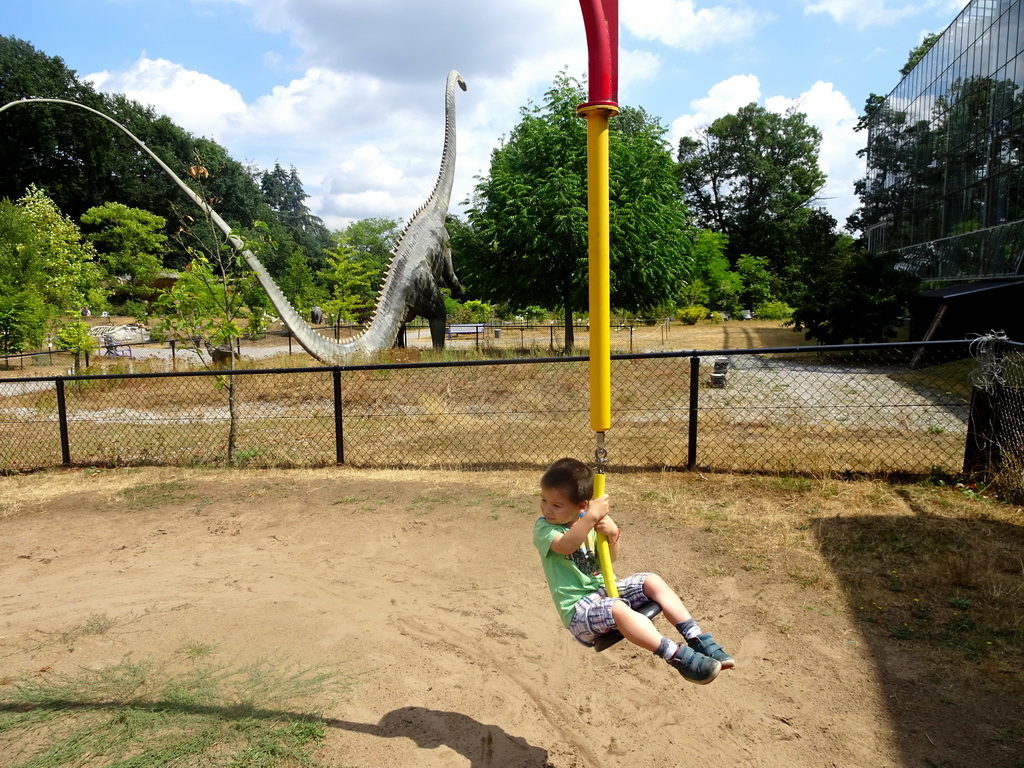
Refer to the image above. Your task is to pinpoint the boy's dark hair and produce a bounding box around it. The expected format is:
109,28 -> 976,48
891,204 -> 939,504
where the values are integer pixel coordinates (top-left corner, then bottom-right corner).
540,457 -> 594,505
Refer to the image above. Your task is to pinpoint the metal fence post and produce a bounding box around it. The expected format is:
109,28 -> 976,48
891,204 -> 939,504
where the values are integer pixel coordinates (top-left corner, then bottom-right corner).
56,378 -> 71,466
687,355 -> 699,470
333,368 -> 344,464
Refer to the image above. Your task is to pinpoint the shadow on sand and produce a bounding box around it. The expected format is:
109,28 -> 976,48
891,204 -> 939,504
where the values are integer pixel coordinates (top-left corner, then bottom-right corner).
812,500 -> 1023,767
326,706 -> 552,767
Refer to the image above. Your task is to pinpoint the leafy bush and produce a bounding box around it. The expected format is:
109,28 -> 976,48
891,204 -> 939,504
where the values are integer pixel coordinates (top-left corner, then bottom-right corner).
676,306 -> 709,325
522,306 -> 548,323
457,300 -> 493,323
54,319 -> 97,372
754,300 -> 793,321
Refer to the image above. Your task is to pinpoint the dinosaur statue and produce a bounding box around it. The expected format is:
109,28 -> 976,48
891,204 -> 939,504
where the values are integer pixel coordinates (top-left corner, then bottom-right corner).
270,69 -> 468,358
0,69 -> 468,362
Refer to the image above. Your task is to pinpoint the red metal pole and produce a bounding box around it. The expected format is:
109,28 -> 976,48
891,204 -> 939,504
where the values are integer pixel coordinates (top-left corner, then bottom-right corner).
578,0 -> 619,108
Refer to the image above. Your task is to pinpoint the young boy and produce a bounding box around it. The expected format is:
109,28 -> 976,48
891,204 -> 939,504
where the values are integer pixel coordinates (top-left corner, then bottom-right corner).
534,457 -> 734,685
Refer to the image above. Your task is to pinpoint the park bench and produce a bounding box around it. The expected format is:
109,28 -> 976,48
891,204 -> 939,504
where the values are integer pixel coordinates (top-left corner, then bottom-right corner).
447,323 -> 485,339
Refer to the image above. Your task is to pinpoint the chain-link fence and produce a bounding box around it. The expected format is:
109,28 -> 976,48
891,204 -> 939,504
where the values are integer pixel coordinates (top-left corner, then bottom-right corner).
2,338 -> 1018,481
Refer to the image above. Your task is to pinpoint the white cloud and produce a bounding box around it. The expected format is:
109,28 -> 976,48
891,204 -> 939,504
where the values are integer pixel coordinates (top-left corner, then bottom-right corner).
208,0 -> 581,84
669,74 -> 761,138
84,55 -> 466,228
801,0 -> 964,28
85,57 -> 247,138
621,0 -> 770,50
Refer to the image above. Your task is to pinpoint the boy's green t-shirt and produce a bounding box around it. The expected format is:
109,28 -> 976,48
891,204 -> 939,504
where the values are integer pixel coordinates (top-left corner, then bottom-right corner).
533,517 -> 605,627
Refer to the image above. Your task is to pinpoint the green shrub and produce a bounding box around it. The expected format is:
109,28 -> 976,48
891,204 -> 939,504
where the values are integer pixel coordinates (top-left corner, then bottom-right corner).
754,300 -> 793,321
676,306 -> 709,325
455,300 -> 493,323
522,306 -> 548,323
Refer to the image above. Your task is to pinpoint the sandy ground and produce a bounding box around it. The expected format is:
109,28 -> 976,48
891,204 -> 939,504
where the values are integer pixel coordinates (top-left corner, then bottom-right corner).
0,467 -> 1019,767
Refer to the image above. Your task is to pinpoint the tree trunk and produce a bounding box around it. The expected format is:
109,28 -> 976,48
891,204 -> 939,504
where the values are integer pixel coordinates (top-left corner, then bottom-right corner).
226,356 -> 237,465
563,304 -> 574,352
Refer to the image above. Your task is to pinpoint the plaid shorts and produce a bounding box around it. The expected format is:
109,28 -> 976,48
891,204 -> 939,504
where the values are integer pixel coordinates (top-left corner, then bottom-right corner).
567,573 -> 652,647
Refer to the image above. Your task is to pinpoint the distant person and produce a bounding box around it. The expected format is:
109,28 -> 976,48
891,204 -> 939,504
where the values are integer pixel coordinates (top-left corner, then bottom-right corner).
81,307 -> 91,317
534,457 -> 734,685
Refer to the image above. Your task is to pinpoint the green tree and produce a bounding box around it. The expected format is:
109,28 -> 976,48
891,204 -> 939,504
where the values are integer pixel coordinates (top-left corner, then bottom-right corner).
17,185 -> 105,313
80,202 -> 167,298
789,239 -> 919,344
0,200 -> 48,354
337,217 -> 402,294
53,319 -> 96,372
678,229 -> 749,315
461,74 -> 693,349
320,237 -> 377,323
153,168 -> 269,464
735,254 -> 773,311
454,299 -> 492,323
279,248 -> 327,319
0,36 -> 114,220
677,103 -> 826,283
260,162 -> 331,271
0,291 -> 46,356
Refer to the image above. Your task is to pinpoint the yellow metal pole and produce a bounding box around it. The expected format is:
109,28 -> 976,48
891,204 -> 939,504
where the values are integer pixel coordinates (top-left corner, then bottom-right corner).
579,103 -> 618,598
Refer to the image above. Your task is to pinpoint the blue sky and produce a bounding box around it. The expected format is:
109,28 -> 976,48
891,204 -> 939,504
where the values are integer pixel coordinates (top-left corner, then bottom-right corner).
6,0 -> 969,231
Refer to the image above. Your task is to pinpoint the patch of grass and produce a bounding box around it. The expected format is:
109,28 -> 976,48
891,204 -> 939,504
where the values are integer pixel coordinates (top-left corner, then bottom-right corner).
404,489 -> 460,513
178,640 -> 219,659
58,613 -> 117,651
120,480 -> 197,511
0,656 -> 344,767
767,476 -> 814,493
813,484 -> 1024,669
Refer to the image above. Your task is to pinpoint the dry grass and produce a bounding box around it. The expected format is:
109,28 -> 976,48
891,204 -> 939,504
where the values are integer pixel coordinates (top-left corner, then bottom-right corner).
621,472 -> 1024,684
0,320 -> 971,475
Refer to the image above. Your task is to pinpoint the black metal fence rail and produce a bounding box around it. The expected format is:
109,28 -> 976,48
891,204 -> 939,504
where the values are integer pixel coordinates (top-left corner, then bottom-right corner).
0,338 -> 1010,477
0,319 -> 681,371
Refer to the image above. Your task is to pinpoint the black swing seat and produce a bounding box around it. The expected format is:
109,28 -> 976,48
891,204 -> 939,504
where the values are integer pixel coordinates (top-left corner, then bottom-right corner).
593,599 -> 662,652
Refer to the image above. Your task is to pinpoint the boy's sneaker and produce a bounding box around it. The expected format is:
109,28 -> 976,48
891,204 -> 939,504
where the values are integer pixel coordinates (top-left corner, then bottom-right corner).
667,644 -> 721,685
687,632 -> 735,670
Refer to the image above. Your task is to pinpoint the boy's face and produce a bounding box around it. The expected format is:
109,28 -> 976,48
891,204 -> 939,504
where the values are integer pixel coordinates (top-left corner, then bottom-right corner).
539,485 -> 587,526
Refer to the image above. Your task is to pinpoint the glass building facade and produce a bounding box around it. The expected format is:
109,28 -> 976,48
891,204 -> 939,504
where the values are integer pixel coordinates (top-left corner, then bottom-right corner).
864,0 -> 1024,280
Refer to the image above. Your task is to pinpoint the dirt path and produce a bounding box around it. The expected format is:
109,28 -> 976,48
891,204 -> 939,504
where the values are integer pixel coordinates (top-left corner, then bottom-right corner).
1,467 -> 1018,767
